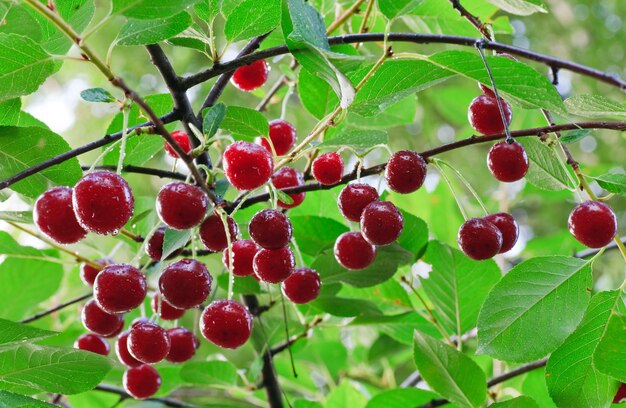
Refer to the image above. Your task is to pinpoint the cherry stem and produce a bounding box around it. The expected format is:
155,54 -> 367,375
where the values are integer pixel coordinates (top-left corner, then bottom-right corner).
279,290 -> 298,378
431,161 -> 469,221
116,106 -> 130,174
435,158 -> 489,216
217,208 -> 236,300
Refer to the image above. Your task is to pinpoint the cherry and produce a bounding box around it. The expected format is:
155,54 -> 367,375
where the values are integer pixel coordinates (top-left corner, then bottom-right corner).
116,330 -> 142,367
334,232 -> 377,270
337,183 -> 379,222
200,299 -> 253,349
360,201 -> 404,246
151,294 -> 185,321
231,59 -> 269,92
479,54 -> 518,97
93,264 -> 146,314
159,259 -> 212,309
128,320 -> 170,364
123,364 -> 161,400
253,246 -> 295,283
312,152 -> 344,185
157,182 -> 208,230
223,239 -> 259,277
199,213 -> 239,252
468,95 -> 512,135
484,213 -> 519,253
271,167 -> 305,209
385,150 -> 427,194
614,383 -> 626,403
81,300 -> 124,337
166,327 -> 199,363
74,333 -> 110,356
164,130 -> 192,158
80,258 -> 111,286
248,209 -> 293,249
223,141 -> 274,191
281,268 -> 321,304
487,141 -> 529,182
72,171 -> 134,235
257,120 -> 297,156
457,218 -> 503,260
568,201 -> 617,248
34,187 -> 87,244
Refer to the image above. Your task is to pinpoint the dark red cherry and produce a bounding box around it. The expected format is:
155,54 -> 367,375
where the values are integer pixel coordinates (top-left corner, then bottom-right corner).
479,54 -> 518,97
338,183 -> 379,222
223,141 -> 274,191
166,327 -> 199,363
128,320 -> 170,364
385,150 -> 427,194
248,209 -> 293,249
81,300 -> 124,337
116,330 -> 142,367
103,321 -> 124,339
484,213 -> 519,253
334,232 -> 377,270
257,120 -> 297,156
94,264 -> 147,314
156,182 -> 208,230
312,152 -> 343,185
199,212 -> 239,252
614,383 -> 626,404
72,171 -> 134,235
281,268 -> 321,304
253,246 -> 295,283
164,130 -> 192,158
74,333 -> 110,356
271,167 -> 305,209
468,95 -> 512,135
145,226 -> 183,261
80,258 -> 112,286
231,59 -> 269,92
159,259 -> 212,309
223,239 -> 259,277
568,201 -> 617,248
151,293 -> 185,321
123,364 -> 161,400
457,218 -> 503,260
360,201 -> 404,246
487,141 -> 529,182
34,187 -> 87,244
200,299 -> 253,349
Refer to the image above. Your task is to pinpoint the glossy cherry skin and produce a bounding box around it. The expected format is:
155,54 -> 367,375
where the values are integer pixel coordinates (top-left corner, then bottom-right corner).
468,95 -> 512,135
334,232 -> 377,270
200,299 -> 253,349
223,141 -> 274,191
360,201 -> 404,246
231,60 -> 269,91
94,264 -> 147,314
257,120 -> 297,156
128,320 -> 170,364
199,213 -> 239,252
281,268 -> 321,304
123,364 -> 161,400
157,182 -> 208,230
614,383 -> 626,403
80,258 -> 112,286
159,259 -> 212,309
385,151 -> 428,194
568,201 -> 617,248
151,294 -> 185,321
144,226 -> 184,261
248,209 -> 293,249
487,141 -> 529,182
72,171 -> 134,235
312,152 -> 343,185
253,246 -> 295,283
74,333 -> 110,356
81,300 -> 124,337
338,183 -> 379,222
223,239 -> 259,277
164,130 -> 192,158
34,187 -> 87,244
115,330 -> 142,367
271,167 -> 305,209
484,213 -> 519,253
166,327 -> 199,363
457,218 -> 503,260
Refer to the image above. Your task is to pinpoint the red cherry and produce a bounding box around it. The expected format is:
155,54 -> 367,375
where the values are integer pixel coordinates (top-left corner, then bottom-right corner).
128,320 -> 170,364
312,152 -> 344,185
157,182 -> 208,230
253,246 -> 295,283
81,300 -> 124,337
457,218 -> 503,260
487,141 -> 529,182
103,321 -> 124,339
223,239 -> 259,277
338,183 -> 379,222
166,327 -> 199,363
468,95 -> 512,135
164,130 -> 192,158
199,213 -> 239,252
34,187 -> 87,244
123,364 -> 161,400
568,201 -> 617,248
94,264 -> 147,314
248,209 -> 293,249
271,167 -> 305,209
159,259 -> 212,309
223,141 -> 274,191
74,333 -> 110,356
80,258 -> 112,286
151,293 -> 185,321
281,268 -> 321,304
385,150 -> 427,194
200,299 -> 253,349
334,232 -> 377,270
72,171 -> 134,235
360,201 -> 404,246
145,226 -> 179,261
484,213 -> 519,253
116,330 -> 142,367
231,60 -> 269,92
614,383 -> 626,403
257,120 -> 297,156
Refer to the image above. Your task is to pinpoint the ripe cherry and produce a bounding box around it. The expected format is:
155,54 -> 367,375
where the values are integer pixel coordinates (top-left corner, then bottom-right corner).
166,327 -> 199,363
199,213 -> 239,252
128,320 -> 170,364
94,264 -> 146,314
272,167 -> 305,209
81,300 -> 124,337
151,294 -> 185,321
115,330 -> 142,367
312,152 -> 344,185
457,218 -> 503,260
614,383 -> 626,404
568,201 -> 617,248
385,150 -> 427,194
334,232 -> 377,270
231,59 -> 269,92
80,258 -> 111,286
487,141 -> 529,182
253,246 -> 295,283
257,120 -> 297,156
281,268 -> 321,304
123,364 -> 161,400
468,95 -> 512,135
164,130 -> 192,158
484,213 -> 519,253
338,183 -> 379,222
72,171 -> 134,235
34,187 -> 87,244
200,299 -> 253,349
248,209 -> 293,249
223,239 -> 259,277
223,141 -> 274,191
74,333 -> 110,356
157,182 -> 208,230
159,259 -> 212,309
360,201 -> 404,246
145,226 -> 183,261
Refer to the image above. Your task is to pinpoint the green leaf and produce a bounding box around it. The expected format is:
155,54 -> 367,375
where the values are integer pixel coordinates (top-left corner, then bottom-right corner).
485,0 -> 547,15
274,188 -> 295,205
477,256 -> 593,362
224,0 -> 280,42
0,99 -> 46,128
117,12 -> 192,45
351,312 -> 439,345
0,211 -> 33,224
594,291 -> 626,383
80,88 -> 116,103
161,228 -> 192,261
310,296 -> 380,317
290,216 -> 348,256
202,103 -> 226,139
325,381 -> 367,408
491,396 -> 541,408
377,0 -> 423,20
180,360 -> 238,385
320,130 -> 388,151
0,391 -> 56,407
216,273 -> 261,295
413,330 -> 487,408
348,96 -> 417,129
366,388 -> 438,408
594,173 -> 626,195
298,68 -> 339,119
518,137 -> 574,191
0,3 -> 43,43
0,319 -> 56,350
194,0 -> 223,22
221,106 -> 268,140
559,129 -> 590,144
112,0 -> 199,20
565,95 -> 626,118
396,211 -> 428,261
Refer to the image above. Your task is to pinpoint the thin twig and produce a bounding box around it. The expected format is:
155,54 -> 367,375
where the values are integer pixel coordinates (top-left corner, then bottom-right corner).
94,384 -> 195,407
81,165 -> 186,180
20,292 -> 92,323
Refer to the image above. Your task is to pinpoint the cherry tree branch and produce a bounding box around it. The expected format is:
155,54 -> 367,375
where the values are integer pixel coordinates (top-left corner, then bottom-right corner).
95,384 -> 195,407
81,165 -> 186,181
20,292 -> 92,324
